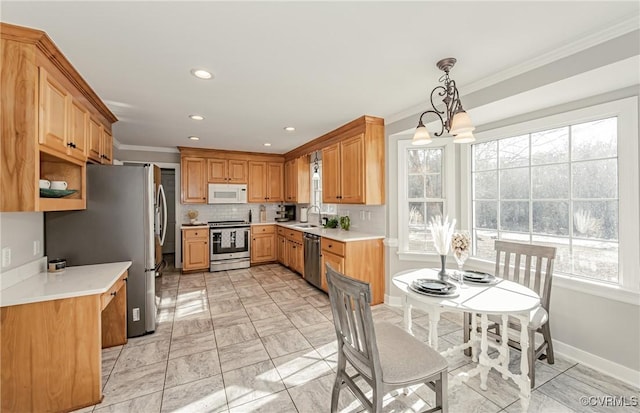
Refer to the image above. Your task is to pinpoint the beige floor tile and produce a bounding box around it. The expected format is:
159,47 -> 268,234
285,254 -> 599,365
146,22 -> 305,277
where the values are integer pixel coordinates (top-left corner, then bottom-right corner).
161,374 -> 227,413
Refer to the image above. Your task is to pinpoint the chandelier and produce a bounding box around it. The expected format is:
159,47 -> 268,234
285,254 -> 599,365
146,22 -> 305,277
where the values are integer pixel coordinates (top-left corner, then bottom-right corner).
412,58 -> 475,145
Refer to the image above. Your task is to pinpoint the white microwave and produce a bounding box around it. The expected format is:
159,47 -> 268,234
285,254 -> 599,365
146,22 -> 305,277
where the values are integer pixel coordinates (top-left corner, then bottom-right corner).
208,183 -> 248,204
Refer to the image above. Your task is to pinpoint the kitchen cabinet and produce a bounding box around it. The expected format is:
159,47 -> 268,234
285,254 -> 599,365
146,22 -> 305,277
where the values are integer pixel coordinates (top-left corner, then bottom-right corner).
181,157 -> 207,204
320,237 -> 384,304
277,227 -> 288,266
284,156 -> 310,203
101,128 -> 113,164
251,224 -> 276,264
182,227 -> 209,271
88,117 -> 102,162
1,23 -> 117,212
208,158 -> 247,183
322,133 -> 370,204
1,264 -> 129,413
68,99 -> 88,161
248,161 -> 284,203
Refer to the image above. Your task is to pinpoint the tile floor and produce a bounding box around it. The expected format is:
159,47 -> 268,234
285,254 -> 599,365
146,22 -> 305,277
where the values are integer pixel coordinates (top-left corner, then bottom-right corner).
76,263 -> 639,413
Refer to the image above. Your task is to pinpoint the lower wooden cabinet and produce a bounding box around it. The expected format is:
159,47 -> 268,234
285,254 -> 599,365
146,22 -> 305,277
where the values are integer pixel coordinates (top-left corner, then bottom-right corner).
277,234 -> 288,266
251,225 -> 276,264
320,237 -> 384,305
276,226 -> 304,276
182,228 -> 209,271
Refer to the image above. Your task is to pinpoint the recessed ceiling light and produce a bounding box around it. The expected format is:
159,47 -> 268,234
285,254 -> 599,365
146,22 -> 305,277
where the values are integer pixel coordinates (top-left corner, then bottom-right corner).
284,126 -> 295,132
191,69 -> 213,80
189,114 -> 205,121
188,136 -> 200,141
264,143 -> 272,147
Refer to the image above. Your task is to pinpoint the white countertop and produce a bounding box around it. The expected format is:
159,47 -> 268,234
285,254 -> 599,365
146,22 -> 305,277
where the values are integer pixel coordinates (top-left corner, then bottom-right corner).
181,224 -> 209,229
252,221 -> 384,242
0,261 -> 132,307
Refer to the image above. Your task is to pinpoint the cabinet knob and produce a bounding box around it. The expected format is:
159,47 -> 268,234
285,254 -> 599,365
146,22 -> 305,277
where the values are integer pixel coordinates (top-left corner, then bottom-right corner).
111,291 -> 117,296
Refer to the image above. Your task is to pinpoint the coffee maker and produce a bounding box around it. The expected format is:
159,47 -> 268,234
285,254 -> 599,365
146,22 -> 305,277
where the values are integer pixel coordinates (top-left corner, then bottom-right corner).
275,204 -> 296,222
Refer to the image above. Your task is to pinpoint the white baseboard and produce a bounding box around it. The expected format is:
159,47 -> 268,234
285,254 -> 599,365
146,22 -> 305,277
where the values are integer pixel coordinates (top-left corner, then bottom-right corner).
384,294 -> 402,307
553,339 -> 640,389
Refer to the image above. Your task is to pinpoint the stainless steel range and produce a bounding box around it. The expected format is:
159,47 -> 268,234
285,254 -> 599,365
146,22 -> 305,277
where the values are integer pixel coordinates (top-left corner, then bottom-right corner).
209,220 -> 251,272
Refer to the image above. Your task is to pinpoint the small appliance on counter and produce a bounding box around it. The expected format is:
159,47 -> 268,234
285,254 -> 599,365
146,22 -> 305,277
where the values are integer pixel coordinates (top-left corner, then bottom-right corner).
259,205 -> 267,222
300,207 -> 308,223
275,204 -> 296,222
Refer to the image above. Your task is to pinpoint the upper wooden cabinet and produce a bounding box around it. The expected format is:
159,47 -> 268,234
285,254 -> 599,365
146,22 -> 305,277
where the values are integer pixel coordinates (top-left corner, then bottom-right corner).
1,23 -> 117,212
88,117 -> 102,162
101,129 -> 113,165
181,157 -> 207,204
68,99 -> 88,161
286,116 -> 385,206
284,157 -> 310,204
208,158 -> 247,183
248,161 -> 284,203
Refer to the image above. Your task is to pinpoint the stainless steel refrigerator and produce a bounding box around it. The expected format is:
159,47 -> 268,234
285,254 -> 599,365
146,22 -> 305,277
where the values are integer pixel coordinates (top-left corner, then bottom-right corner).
45,164 -> 167,337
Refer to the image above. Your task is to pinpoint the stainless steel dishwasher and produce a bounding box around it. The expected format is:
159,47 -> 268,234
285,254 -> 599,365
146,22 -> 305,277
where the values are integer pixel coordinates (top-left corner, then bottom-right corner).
303,233 -> 322,289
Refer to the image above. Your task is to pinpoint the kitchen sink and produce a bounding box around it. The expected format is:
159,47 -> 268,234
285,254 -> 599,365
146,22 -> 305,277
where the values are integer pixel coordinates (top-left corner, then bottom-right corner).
293,224 -> 319,228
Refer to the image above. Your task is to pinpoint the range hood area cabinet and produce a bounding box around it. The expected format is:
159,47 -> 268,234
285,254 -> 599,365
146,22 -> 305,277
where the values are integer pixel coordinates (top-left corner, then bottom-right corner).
1,23 -> 117,212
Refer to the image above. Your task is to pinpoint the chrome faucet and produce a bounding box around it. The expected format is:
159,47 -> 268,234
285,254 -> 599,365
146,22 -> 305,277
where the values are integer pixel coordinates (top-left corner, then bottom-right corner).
307,204 -> 322,225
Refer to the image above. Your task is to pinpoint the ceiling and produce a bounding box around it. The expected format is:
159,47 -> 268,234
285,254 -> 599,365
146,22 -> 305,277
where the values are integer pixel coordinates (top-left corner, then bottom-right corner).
2,1 -> 639,153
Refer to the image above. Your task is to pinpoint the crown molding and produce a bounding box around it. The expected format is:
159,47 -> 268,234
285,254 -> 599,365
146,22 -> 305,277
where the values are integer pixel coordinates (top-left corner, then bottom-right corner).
385,15 -> 640,126
116,142 -> 179,153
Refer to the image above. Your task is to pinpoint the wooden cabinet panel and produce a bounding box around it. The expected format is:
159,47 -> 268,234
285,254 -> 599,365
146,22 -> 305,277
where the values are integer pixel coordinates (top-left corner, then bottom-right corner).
322,143 -> 341,203
267,162 -> 284,202
101,271 -> 128,348
182,228 -> 209,271
68,99 -> 88,161
181,157 -> 207,204
248,161 -> 267,202
208,159 -> 227,183
39,67 -> 69,155
101,129 -> 113,164
284,157 -> 310,203
248,161 -> 284,202
228,159 -> 248,183
340,134 -> 365,203
321,250 -> 345,292
251,233 -> 276,264
88,117 -> 102,162
277,235 -> 288,266
1,294 -> 102,412
293,240 -> 304,276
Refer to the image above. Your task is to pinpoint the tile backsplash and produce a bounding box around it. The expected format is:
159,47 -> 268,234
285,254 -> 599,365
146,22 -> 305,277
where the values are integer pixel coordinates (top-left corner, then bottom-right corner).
182,203 -> 386,236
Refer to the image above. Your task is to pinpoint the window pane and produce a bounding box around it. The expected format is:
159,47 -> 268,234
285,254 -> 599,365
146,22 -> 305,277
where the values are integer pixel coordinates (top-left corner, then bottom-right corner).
572,239 -> 618,283
532,235 -> 571,274
500,168 -> 529,199
572,159 -> 617,199
408,149 -> 441,173
571,117 -> 617,161
409,202 -> 426,227
500,232 -> 530,243
426,202 -> 444,222
500,201 -> 529,232
473,141 -> 497,171
532,164 -> 569,199
473,201 -> 497,229
532,201 -> 569,236
473,171 -> 497,200
408,175 -> 424,199
499,135 -> 529,168
531,127 -> 568,165
474,229 -> 496,260
425,174 -> 442,198
408,229 -> 429,251
573,201 -> 618,240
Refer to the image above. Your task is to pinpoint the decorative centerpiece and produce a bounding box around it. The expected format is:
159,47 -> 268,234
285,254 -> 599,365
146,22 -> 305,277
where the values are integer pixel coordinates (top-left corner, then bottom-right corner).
451,231 -> 471,288
429,215 -> 456,280
187,210 -> 199,224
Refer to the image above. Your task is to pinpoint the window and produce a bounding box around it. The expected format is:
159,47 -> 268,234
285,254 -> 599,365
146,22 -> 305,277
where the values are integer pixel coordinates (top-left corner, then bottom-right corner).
398,140 -> 454,253
310,160 -> 336,215
468,98 -> 638,290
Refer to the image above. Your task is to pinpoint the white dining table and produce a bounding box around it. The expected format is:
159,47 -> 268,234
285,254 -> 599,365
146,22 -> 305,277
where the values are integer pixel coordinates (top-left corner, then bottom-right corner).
392,268 -> 541,412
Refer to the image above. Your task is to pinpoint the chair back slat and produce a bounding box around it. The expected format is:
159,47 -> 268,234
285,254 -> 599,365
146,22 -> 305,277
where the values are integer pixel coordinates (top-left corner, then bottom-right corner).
326,264 -> 381,381
494,241 -> 556,311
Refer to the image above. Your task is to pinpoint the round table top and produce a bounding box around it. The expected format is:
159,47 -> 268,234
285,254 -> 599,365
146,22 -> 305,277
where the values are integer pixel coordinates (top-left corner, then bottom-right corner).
392,268 -> 540,315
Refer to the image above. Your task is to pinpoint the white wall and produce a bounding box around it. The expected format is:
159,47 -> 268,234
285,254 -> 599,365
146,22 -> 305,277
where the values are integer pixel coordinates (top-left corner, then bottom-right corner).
0,212 -> 44,273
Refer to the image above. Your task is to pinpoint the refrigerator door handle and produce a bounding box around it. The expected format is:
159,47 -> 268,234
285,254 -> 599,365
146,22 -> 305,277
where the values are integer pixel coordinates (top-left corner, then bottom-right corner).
158,184 -> 168,246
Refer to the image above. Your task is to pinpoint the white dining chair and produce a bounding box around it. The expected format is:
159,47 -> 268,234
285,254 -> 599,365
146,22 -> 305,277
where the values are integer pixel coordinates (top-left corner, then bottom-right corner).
326,264 -> 448,412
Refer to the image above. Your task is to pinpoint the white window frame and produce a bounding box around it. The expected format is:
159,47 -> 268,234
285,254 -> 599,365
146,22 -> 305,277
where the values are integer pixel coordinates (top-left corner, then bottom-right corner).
397,139 -> 456,261
460,97 -> 639,302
